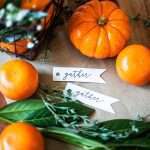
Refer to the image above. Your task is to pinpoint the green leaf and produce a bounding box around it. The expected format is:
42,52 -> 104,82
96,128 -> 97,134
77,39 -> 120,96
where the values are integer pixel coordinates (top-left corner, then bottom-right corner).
73,119 -> 150,149
0,99 -> 94,127
0,99 -> 149,150
76,119 -> 150,142
56,101 -> 94,116
0,100 -> 49,126
0,28 -> 23,36
100,119 -> 150,149
40,127 -> 111,150
5,0 -> 21,6
0,28 -> 28,42
43,124 -> 150,150
110,135 -> 150,149
116,148 -> 148,150
100,119 -> 150,136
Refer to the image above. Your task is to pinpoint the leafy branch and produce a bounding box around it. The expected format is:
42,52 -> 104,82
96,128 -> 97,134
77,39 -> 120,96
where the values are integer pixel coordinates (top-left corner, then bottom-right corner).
130,14 -> 150,28
0,88 -> 149,150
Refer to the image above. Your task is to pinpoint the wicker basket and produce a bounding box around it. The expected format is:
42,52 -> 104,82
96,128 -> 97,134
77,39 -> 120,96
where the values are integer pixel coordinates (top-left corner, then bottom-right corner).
0,0 -> 64,60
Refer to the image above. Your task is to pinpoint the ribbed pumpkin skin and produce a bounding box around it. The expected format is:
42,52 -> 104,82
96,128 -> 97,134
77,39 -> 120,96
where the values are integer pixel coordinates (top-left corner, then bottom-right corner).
69,0 -> 131,59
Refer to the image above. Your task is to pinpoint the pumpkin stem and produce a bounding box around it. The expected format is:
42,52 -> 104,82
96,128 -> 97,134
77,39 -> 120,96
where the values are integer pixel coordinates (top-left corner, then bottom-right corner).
98,16 -> 108,26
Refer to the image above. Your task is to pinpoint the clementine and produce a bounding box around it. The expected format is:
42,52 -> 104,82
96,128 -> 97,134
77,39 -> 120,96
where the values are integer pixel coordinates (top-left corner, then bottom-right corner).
0,59 -> 39,100
0,0 -> 5,7
0,122 -> 45,150
21,0 -> 50,10
116,44 -> 150,86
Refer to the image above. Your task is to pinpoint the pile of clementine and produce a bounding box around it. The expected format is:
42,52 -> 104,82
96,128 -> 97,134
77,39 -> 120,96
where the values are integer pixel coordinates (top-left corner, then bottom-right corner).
0,59 -> 41,149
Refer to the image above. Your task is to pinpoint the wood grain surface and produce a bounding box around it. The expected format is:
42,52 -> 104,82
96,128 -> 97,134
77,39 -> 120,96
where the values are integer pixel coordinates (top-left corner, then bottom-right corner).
118,0 -> 150,46
44,0 -> 150,149
0,0 -> 149,150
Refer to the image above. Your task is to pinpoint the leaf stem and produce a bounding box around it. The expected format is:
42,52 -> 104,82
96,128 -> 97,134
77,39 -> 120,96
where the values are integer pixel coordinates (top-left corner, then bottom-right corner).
39,127 -> 111,150
0,117 -> 14,124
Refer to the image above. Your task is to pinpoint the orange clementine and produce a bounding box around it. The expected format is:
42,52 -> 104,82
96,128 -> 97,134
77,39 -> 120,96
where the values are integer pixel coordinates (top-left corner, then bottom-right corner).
0,122 -> 45,150
116,44 -> 150,86
21,0 -> 50,10
0,59 -> 39,100
0,0 -> 5,7
0,39 -> 28,54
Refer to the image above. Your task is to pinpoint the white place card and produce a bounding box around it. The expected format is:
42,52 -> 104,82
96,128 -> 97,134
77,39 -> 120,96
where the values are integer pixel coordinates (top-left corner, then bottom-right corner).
64,83 -> 120,114
53,67 -> 106,84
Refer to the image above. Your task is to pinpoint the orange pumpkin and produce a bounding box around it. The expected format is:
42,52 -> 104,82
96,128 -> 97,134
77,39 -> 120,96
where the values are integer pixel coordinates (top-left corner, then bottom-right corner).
69,0 -> 131,58
89,0 -> 118,5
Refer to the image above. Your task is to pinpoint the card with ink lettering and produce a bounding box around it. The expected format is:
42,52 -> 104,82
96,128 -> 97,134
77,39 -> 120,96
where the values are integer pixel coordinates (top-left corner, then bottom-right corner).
64,83 -> 120,114
53,67 -> 106,83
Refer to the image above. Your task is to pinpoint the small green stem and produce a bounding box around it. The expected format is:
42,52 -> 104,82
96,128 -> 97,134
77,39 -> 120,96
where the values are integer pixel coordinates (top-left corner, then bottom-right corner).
39,127 -> 111,150
98,16 -> 108,26
0,117 -> 14,124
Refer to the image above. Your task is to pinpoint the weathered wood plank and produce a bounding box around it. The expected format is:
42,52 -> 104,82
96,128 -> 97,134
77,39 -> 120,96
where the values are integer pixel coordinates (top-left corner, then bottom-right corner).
0,0 -> 149,150
118,0 -> 150,46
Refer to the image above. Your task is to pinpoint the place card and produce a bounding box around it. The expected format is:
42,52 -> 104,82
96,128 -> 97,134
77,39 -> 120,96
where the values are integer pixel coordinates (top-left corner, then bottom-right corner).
64,83 -> 120,114
53,67 -> 106,83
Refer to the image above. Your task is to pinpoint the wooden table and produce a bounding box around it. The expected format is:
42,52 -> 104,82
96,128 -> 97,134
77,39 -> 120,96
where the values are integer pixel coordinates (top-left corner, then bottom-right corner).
0,0 -> 149,149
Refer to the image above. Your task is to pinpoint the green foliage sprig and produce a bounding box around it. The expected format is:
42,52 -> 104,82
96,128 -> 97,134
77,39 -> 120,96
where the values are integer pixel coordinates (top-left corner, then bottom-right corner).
130,14 -> 150,28
0,88 -> 149,150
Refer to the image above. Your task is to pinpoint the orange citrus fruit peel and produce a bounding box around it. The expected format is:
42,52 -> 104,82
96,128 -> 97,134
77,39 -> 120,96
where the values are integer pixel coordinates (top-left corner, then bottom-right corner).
116,44 -> 150,86
0,122 -> 45,150
0,59 -> 39,100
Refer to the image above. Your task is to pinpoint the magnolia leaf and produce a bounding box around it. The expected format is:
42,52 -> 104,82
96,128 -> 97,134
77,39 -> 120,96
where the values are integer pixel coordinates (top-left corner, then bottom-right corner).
0,99 -> 94,127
